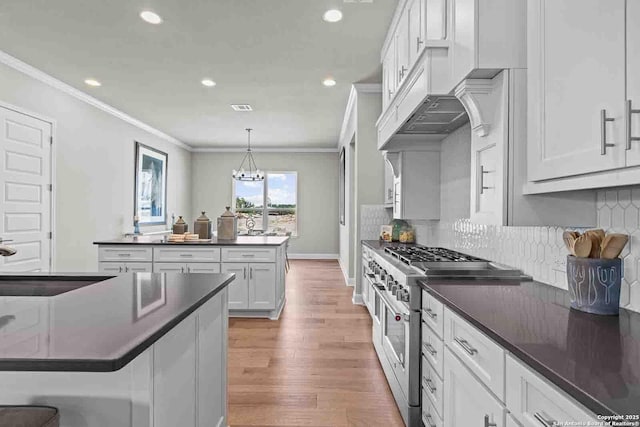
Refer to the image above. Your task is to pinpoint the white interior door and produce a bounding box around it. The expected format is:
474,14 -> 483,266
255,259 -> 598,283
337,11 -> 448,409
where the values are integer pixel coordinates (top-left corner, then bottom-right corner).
0,105 -> 52,272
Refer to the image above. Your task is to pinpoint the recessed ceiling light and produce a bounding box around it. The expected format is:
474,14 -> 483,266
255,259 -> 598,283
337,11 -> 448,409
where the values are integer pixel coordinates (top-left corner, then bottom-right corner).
323,9 -> 343,23
140,10 -> 163,24
323,78 -> 337,87
201,79 -> 216,87
84,78 -> 101,87
231,104 -> 253,112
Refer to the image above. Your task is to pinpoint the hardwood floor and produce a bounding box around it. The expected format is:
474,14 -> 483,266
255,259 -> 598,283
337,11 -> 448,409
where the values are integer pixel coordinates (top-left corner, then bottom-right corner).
228,260 -> 405,427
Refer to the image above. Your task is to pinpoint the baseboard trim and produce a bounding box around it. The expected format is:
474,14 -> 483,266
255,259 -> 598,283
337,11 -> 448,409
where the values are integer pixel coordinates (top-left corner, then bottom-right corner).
288,253 -> 339,260
337,258 -> 355,287
352,294 -> 365,306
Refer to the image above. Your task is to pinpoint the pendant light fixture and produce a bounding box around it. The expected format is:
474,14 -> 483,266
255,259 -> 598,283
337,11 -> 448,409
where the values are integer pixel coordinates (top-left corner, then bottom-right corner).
232,128 -> 264,181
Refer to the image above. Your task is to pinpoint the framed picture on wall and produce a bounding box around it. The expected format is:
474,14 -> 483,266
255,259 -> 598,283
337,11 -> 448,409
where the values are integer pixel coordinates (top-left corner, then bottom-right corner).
339,147 -> 345,225
134,142 -> 168,225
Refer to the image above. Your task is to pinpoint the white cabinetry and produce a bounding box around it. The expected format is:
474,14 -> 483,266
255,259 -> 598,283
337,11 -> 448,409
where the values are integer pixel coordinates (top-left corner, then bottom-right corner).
527,0 -> 626,182
382,40 -> 397,112
506,355 -> 596,426
97,243 -> 286,319
222,262 -> 278,312
627,1 -> 640,166
384,159 -> 394,206
386,150 -> 440,220
449,0 -> 525,88
444,347 -> 506,427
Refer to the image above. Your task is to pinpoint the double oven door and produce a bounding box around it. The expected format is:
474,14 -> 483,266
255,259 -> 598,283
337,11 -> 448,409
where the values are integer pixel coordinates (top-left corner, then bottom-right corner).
376,285 -> 421,407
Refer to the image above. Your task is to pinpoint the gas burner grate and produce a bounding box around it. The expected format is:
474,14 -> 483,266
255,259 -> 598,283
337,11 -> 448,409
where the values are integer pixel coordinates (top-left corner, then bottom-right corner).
384,246 -> 486,265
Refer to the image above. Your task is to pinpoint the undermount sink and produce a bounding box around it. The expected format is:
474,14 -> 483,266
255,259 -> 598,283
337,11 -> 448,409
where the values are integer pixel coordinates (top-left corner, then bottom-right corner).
0,275 -> 113,297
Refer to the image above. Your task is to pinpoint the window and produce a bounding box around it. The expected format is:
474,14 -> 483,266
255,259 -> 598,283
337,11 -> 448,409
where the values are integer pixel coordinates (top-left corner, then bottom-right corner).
233,172 -> 297,235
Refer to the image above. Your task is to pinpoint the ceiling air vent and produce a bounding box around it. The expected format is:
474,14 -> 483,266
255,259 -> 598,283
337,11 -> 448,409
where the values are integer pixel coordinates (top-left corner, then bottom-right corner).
231,104 -> 253,112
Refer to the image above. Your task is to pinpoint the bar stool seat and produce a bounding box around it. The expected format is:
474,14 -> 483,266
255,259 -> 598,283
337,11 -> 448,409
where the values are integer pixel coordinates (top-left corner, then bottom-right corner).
0,406 -> 59,427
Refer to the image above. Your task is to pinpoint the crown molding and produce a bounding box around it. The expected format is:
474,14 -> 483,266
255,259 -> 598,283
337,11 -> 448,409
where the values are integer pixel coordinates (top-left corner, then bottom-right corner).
353,83 -> 382,93
191,147 -> 339,153
0,49 -> 192,151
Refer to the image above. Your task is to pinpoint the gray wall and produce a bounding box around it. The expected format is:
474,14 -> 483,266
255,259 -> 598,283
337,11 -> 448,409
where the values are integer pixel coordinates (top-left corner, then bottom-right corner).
0,62 -> 192,271
191,152 -> 339,255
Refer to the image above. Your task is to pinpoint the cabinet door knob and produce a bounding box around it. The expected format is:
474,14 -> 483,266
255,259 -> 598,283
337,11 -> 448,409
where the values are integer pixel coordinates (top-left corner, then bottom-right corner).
600,109 -> 616,155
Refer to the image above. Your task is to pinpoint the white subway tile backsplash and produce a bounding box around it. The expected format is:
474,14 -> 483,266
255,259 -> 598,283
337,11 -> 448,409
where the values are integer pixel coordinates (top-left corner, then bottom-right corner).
416,186 -> 640,313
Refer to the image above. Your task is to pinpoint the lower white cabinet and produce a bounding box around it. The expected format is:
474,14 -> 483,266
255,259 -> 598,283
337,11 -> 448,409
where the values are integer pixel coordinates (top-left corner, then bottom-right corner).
222,263 -> 277,311
444,346 -> 506,427
99,262 -> 152,273
505,355 -> 596,426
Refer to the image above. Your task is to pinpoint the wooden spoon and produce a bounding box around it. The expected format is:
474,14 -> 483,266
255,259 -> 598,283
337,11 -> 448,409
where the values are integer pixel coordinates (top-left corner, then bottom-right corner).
562,231 -> 579,255
573,234 -> 593,258
584,230 -> 603,258
600,234 -> 629,259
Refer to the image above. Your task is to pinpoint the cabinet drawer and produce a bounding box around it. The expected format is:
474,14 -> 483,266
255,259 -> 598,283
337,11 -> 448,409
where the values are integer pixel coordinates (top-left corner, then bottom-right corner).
154,247 -> 221,263
422,355 -> 444,418
422,391 -> 444,427
444,308 -> 505,401
99,246 -> 152,262
187,263 -> 221,274
506,355 -> 596,426
221,248 -> 275,263
422,321 -> 444,378
422,290 -> 444,338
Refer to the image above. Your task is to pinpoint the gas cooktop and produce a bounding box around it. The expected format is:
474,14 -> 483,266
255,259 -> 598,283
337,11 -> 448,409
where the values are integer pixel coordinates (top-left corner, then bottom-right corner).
383,245 -> 530,279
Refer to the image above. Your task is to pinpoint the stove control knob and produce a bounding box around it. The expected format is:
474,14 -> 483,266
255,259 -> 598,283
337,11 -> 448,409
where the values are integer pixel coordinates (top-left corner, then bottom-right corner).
386,275 -> 394,286
390,281 -> 399,295
399,289 -> 410,303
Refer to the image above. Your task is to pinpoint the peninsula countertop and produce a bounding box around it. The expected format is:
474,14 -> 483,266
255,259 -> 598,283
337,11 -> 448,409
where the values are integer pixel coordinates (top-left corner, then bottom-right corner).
0,272 -> 234,372
420,278 -> 640,417
94,235 -> 289,246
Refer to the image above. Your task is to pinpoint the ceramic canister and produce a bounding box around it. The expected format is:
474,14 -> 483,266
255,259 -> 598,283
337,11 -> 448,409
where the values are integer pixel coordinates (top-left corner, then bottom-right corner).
172,216 -> 188,234
194,211 -> 212,239
217,207 -> 237,240
566,255 -> 622,315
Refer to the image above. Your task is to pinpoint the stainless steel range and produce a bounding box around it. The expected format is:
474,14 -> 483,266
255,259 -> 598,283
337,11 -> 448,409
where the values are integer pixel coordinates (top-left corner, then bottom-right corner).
361,242 -> 529,427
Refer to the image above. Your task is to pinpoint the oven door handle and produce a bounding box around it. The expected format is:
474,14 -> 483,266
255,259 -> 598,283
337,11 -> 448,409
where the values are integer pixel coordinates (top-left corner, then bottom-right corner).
376,287 -> 409,322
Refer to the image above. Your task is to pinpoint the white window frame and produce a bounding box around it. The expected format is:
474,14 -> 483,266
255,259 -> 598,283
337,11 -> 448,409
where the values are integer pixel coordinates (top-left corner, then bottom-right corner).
231,171 -> 298,236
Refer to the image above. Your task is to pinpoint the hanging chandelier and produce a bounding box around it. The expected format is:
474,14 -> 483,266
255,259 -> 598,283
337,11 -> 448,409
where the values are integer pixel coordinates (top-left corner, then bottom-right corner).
232,128 -> 264,181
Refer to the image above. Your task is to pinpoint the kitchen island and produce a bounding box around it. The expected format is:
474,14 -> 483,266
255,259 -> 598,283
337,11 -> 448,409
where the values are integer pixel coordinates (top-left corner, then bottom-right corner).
0,272 -> 233,427
94,235 -> 289,319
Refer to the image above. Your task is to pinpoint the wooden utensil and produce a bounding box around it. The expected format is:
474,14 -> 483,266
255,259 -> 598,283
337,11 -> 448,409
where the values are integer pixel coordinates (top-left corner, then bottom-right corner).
573,234 -> 593,258
600,234 -> 629,259
562,231 -> 579,255
584,230 -> 603,258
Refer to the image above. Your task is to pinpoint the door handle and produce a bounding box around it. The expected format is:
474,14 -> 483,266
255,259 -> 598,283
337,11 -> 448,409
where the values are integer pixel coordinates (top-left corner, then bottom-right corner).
454,337 -> 478,356
533,412 -> 556,427
484,415 -> 497,427
423,308 -> 437,320
423,342 -> 437,357
601,109 -> 616,155
423,378 -> 436,394
626,100 -> 640,150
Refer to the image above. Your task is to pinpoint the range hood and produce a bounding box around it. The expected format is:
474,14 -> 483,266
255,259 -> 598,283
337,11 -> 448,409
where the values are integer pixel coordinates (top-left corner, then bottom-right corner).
396,95 -> 469,135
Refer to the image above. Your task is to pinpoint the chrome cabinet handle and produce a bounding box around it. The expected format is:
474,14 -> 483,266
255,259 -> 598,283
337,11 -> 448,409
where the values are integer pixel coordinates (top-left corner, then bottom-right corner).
388,89 -> 393,99
423,342 -> 437,356
601,109 -> 616,155
424,378 -> 436,394
243,267 -> 247,279
181,266 -> 185,273
187,266 -> 191,273
417,37 -> 423,52
424,414 -> 436,427
125,266 -> 129,272
479,165 -> 493,194
118,253 -> 131,257
250,267 -> 253,279
626,100 -> 640,150
454,337 -> 478,355
179,253 -> 193,257
118,266 -> 123,273
534,412 -> 556,427
423,308 -> 437,319
484,415 -> 497,427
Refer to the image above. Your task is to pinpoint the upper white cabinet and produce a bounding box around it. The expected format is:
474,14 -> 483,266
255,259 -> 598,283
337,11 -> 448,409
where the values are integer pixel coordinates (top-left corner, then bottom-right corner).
386,150 -> 441,220
625,1 -> 640,167
449,0 -> 526,88
396,7 -> 411,88
382,40 -> 397,112
527,0 -> 626,182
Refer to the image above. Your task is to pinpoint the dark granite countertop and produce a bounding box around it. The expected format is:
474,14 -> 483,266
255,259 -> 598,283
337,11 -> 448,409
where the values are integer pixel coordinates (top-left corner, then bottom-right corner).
0,272 -> 233,372
420,278 -> 640,416
94,235 -> 289,246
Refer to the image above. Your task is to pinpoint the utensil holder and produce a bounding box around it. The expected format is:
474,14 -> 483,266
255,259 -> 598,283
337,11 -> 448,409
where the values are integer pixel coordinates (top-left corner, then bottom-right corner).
566,256 -> 622,315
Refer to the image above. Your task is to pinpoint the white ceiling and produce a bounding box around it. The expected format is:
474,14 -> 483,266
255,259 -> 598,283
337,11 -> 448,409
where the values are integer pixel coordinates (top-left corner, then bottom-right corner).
0,0 -> 395,149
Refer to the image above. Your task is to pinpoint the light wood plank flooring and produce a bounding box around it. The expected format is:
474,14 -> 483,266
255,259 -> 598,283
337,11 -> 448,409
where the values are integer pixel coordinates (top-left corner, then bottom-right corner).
228,260 -> 405,427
